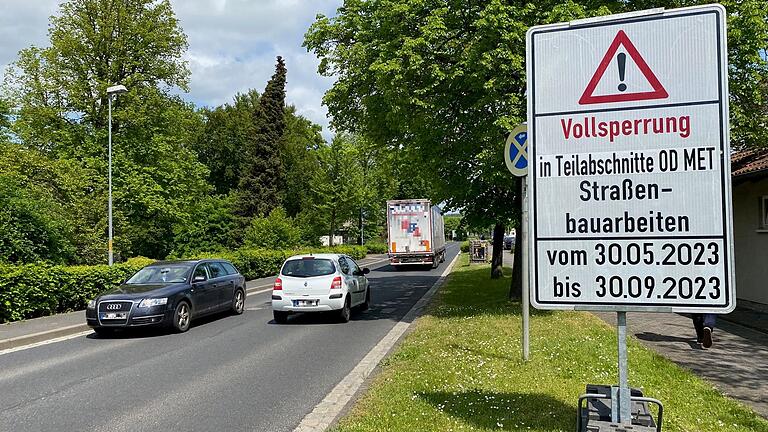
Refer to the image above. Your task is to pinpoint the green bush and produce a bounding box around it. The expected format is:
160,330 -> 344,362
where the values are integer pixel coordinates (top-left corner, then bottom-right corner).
0,257 -> 154,323
364,242 -> 388,254
460,241 -> 470,253
243,208 -> 301,250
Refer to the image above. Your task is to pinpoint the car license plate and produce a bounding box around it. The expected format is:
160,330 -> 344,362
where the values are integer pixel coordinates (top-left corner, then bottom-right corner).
100,312 -> 127,320
293,300 -> 317,307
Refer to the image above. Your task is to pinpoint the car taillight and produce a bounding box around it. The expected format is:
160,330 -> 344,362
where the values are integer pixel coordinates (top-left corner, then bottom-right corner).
330,276 -> 342,290
274,277 -> 283,291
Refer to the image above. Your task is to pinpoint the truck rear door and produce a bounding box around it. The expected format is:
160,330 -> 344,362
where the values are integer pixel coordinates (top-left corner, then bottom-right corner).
388,202 -> 432,254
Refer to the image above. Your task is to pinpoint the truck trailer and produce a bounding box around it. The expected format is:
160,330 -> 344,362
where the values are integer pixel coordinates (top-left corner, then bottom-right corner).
386,199 -> 446,268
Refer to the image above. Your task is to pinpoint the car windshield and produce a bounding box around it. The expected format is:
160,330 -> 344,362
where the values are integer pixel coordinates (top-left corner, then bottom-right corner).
126,264 -> 194,284
281,259 -> 335,278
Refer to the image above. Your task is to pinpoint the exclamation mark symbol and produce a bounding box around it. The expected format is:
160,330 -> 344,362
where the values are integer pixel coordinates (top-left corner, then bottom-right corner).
617,52 -> 627,92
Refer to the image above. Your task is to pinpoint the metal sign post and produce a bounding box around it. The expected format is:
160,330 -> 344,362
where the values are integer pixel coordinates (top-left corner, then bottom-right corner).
614,311 -> 630,423
521,178 -> 530,361
505,124 -> 530,361
526,5 -> 733,429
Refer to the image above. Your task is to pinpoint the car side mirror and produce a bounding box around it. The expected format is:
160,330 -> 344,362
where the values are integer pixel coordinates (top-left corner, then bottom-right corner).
193,275 -> 206,283
362,268 -> 370,275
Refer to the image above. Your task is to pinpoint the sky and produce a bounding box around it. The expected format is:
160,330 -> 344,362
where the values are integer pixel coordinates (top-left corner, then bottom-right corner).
0,0 -> 343,140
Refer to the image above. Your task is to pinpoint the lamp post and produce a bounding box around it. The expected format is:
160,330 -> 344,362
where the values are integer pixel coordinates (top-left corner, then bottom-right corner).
106,84 -> 127,266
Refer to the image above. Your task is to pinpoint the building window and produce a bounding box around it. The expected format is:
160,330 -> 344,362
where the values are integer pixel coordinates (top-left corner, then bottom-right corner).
762,196 -> 768,230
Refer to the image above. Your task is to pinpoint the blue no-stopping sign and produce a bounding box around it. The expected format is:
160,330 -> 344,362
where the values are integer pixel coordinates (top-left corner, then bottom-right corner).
504,124 -> 528,176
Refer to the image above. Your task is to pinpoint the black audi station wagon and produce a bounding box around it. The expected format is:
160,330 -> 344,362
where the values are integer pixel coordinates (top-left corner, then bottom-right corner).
86,259 -> 246,335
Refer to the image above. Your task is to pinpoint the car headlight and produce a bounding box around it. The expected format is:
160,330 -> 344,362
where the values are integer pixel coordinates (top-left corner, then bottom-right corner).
87,300 -> 96,309
138,298 -> 168,308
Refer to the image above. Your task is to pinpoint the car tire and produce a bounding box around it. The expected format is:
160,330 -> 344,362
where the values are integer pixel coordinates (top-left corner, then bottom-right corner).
338,296 -> 351,323
172,301 -> 192,333
93,327 -> 114,337
360,288 -> 370,311
440,252 -> 445,263
231,289 -> 245,315
273,310 -> 289,324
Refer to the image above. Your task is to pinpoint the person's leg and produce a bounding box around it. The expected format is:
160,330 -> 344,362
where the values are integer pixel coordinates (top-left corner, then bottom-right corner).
691,314 -> 704,343
701,314 -> 716,348
703,314 -> 716,329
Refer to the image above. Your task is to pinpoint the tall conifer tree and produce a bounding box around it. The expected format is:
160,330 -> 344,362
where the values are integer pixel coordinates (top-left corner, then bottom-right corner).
237,56 -> 287,218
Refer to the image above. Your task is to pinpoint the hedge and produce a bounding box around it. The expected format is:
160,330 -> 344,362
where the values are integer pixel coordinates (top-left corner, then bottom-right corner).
363,242 -> 388,254
0,257 -> 154,323
0,246 -> 367,323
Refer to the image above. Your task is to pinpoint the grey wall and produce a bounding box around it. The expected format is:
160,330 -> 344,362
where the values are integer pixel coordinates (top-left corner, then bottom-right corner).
732,176 -> 768,306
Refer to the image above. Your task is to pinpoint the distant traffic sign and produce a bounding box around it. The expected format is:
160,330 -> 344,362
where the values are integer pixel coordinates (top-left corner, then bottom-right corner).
526,5 -> 734,313
504,124 -> 528,177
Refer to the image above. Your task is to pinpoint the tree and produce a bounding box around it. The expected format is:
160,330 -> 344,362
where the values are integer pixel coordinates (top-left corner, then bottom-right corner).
309,134 -> 364,246
243,208 -> 302,250
281,105 -> 325,217
0,172 -> 75,264
305,0 -> 768,284
194,90 -> 260,195
237,56 -> 287,218
3,0 -> 211,260
0,142 -> 105,264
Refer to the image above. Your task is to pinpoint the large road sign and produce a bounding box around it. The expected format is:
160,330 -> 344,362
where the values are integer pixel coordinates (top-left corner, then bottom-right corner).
526,5 -> 735,313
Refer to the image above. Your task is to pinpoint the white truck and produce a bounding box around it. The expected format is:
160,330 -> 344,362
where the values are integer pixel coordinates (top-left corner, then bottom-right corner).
386,199 -> 446,268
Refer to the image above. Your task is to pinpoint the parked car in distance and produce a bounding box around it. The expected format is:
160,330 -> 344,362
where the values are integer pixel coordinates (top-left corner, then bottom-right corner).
272,254 -> 370,324
504,236 -> 516,250
86,259 -> 246,335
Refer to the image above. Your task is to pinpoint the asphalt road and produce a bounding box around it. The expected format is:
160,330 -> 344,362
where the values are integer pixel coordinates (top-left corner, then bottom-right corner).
0,244 -> 460,432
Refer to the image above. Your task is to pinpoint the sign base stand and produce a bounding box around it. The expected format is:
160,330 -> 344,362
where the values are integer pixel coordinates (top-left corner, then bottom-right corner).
577,384 -> 663,431
576,313 -> 665,431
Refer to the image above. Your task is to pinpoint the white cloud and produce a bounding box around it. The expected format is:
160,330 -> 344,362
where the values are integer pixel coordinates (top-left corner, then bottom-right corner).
171,0 -> 342,140
0,1 -> 59,73
0,0 -> 341,140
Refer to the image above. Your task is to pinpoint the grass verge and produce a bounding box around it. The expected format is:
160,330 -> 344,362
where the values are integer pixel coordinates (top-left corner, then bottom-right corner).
331,255 -> 768,432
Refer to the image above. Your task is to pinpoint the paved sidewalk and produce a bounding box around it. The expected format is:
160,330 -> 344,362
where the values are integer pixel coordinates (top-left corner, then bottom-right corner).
0,254 -> 389,351
595,311 -> 768,418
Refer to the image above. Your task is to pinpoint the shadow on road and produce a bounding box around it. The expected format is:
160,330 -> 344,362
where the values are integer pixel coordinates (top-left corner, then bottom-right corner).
86,310 -> 241,339
634,331 -> 700,349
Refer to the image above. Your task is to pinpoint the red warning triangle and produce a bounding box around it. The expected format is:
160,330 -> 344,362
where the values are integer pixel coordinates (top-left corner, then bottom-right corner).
579,30 -> 668,105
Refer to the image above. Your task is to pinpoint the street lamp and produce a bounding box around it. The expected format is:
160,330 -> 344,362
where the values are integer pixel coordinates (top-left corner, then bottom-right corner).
106,84 -> 127,266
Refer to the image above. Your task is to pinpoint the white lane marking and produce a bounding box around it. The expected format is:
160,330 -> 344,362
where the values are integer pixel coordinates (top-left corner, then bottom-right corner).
0,338 -> 138,381
247,286 -> 272,295
0,322 -> 86,347
0,330 -> 93,357
293,251 -> 462,432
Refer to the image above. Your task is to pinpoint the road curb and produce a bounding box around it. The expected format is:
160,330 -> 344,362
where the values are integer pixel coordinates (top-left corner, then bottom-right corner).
0,322 -> 91,352
293,248 -> 462,432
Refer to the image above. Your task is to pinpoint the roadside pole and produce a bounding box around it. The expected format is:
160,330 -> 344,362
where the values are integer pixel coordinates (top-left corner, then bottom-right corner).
504,123 -> 529,361
521,175 -> 530,361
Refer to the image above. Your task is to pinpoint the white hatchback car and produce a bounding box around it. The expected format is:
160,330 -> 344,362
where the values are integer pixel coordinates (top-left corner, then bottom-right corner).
272,254 -> 371,323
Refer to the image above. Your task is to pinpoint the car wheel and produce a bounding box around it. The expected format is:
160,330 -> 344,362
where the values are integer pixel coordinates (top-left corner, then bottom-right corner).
273,310 -> 289,324
338,296 -> 351,323
360,289 -> 370,311
440,252 -> 445,263
172,301 -> 192,333
231,289 -> 245,315
93,327 -> 114,337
